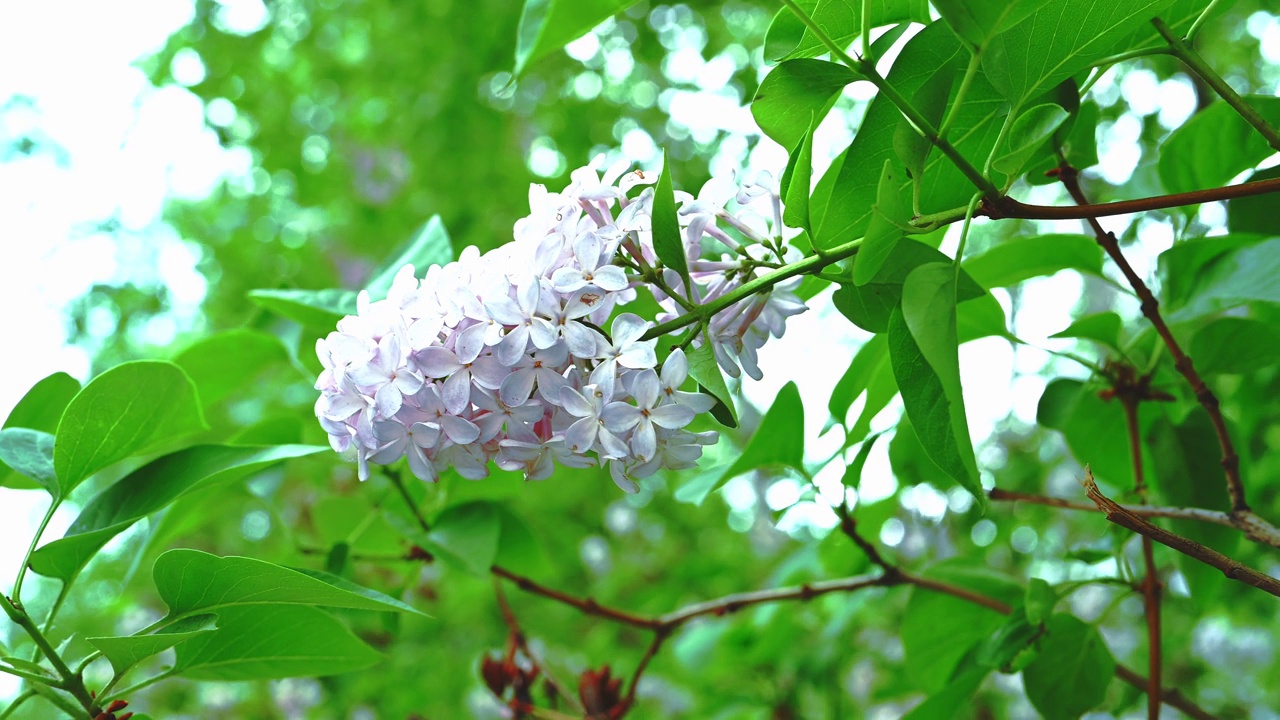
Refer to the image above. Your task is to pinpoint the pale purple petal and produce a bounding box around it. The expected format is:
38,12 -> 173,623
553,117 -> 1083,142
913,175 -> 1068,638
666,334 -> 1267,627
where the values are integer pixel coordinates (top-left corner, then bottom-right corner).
534,368 -> 568,405
495,325 -> 530,366
530,318 -> 559,350
564,417 -> 598,453
632,421 -> 657,461
560,386 -> 595,418
563,322 -> 599,357
649,403 -> 695,429
455,323 -> 489,363
415,346 -> 463,378
661,348 -> 688,388
500,368 -> 537,408
374,383 -> 403,419
631,369 -> 660,408
551,267 -> 589,294
469,356 -> 511,390
598,428 -> 630,459
601,402 -> 641,432
590,265 -> 629,292
441,371 -> 473,415
440,415 -> 481,444
611,313 -> 649,346
618,342 -> 657,370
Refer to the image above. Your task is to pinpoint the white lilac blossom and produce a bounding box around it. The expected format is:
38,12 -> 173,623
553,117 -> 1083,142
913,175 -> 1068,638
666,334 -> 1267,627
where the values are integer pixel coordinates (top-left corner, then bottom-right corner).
314,157 -> 808,492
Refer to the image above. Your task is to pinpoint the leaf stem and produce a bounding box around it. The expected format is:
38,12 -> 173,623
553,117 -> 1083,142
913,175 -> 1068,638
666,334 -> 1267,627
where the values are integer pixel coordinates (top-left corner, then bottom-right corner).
0,664 -> 58,686
99,668 -> 176,704
0,592 -> 101,717
1184,0 -> 1223,43
859,0 -> 873,62
12,499 -> 60,603
938,50 -> 982,141
0,690 -> 35,720
776,0 -> 1000,197
1154,17 -> 1280,153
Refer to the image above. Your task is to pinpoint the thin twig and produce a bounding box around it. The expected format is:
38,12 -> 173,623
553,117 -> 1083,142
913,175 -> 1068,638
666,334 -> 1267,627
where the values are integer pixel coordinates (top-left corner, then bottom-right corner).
1055,163 -> 1249,514
492,579 -> 583,714
982,175 -> 1280,222
987,489 -> 1280,548
1080,469 -> 1280,599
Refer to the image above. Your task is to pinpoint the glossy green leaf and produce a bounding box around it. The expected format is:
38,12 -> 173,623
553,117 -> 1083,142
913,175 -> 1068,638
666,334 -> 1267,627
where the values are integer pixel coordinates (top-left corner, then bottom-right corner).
991,102 -> 1069,176
835,239 -> 985,334
841,433 -> 881,490
247,288 -> 358,329
956,293 -> 1010,344
88,614 -> 219,678
1026,100 -> 1100,184
903,666 -> 989,719
514,0 -> 636,74
751,59 -> 857,150
1158,97 -> 1280,195
652,149 -> 691,290
816,23 -> 1003,249
893,63 -> 955,200
1148,411 -> 1238,604
173,329 -> 289,407
154,549 -> 424,619
3,371 -> 80,432
781,127 -> 814,235
933,0 -> 1053,48
847,354 -> 898,447
851,161 -> 912,285
983,0 -> 1176,104
494,505 -> 551,577
0,429 -> 58,497
828,335 -> 888,424
963,234 -> 1104,288
902,559 -> 1022,692
427,501 -> 502,576
1228,166 -> 1280,234
1049,312 -> 1123,351
1166,237 -> 1280,322
889,264 -> 981,500
685,342 -> 739,428
30,444 -> 325,582
1036,378 -> 1146,492
54,361 -> 206,495
1022,614 -> 1115,720
1156,234 -> 1266,312
1024,578 -> 1058,626
173,604 -> 381,681
715,381 -> 805,490
365,215 -> 453,300
766,0 -> 930,61
975,613 -> 1043,673
1190,317 -> 1280,375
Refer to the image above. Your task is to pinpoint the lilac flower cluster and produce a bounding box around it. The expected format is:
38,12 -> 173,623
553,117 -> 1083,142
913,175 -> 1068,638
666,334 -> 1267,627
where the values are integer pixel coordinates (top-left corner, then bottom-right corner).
314,159 -> 807,492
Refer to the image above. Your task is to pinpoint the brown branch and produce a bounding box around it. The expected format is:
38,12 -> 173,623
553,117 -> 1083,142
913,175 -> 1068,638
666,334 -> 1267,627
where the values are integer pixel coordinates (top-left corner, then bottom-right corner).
493,579 -> 583,715
1055,163 -> 1248,514
987,489 -> 1280,549
1114,664 -> 1220,720
1081,469 -> 1280,599
981,175 -> 1280,222
1117,389 -> 1163,720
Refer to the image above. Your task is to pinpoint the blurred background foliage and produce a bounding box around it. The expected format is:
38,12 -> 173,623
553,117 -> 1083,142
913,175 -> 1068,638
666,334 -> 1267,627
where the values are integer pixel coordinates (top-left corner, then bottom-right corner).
4,0 -> 1280,717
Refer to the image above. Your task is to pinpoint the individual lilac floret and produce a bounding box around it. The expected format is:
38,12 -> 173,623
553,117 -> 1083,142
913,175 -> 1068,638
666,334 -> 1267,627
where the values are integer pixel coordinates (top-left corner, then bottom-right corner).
314,156 -> 810,492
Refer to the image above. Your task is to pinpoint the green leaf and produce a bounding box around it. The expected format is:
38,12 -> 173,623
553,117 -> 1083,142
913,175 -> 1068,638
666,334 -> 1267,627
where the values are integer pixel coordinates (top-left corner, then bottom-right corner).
173,329 -> 289,407
1166,237 -> 1280,322
1228,166 -> 1280,234
816,23 -> 1003,249
1024,578 -> 1058,626
828,335 -> 888,424
173,605 -> 381,681
768,0 -> 931,61
427,501 -> 502,576
781,127 -> 815,235
54,361 -> 206,495
841,433 -> 881,490
30,444 -> 325,583
88,614 -> 219,678
1026,100 -> 1100,184
983,0 -> 1176,105
494,505 -> 551,577
1049,312 -> 1123,351
0,429 -> 58,497
652,149 -> 691,290
715,382 -> 806,490
975,613 -> 1043,673
288,567 -> 425,615
893,64 -> 956,202
514,0 -> 636,75
835,239 -> 985,334
365,215 -> 453,300
1022,614 -> 1116,720
752,59 -> 857,150
1190,317 -> 1280,375
247,288 -> 359,329
1036,378 -> 1139,488
903,666 -> 989,719
956,293 -> 1010,344
1147,411 -> 1238,604
991,102 -> 1069,176
1158,97 -> 1280,195
685,342 -> 739,428
963,234 -> 1104,288
846,355 -> 898,447
4,372 -> 80,432
851,161 -> 912,285
153,549 -> 424,619
902,559 -> 1022,692
889,264 -> 981,501
933,0 -> 1053,49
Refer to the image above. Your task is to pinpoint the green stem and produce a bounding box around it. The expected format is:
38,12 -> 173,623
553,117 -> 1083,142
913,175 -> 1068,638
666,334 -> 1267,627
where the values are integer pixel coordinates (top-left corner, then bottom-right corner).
386,469 -> 431,533
1184,0 -> 1222,42
0,594 -> 99,717
100,668 -> 176,704
860,0 -> 872,62
0,690 -> 35,720
12,500 -> 60,602
984,104 -> 1018,182
938,50 -> 982,141
1079,47 -> 1172,96
26,683 -> 82,719
0,664 -> 58,686
953,193 -> 983,274
1154,17 -> 1280,153
646,270 -> 697,312
640,236 -> 864,342
777,0 -> 1000,197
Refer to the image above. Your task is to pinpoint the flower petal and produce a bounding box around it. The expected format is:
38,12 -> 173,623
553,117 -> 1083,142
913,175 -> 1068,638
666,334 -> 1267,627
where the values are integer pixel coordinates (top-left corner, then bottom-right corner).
649,403 -> 695,429
500,368 -> 537,408
415,346 -> 462,378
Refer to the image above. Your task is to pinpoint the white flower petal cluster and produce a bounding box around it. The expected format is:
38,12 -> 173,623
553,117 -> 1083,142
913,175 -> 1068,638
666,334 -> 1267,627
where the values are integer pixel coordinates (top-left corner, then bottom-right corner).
315,157 -> 806,492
